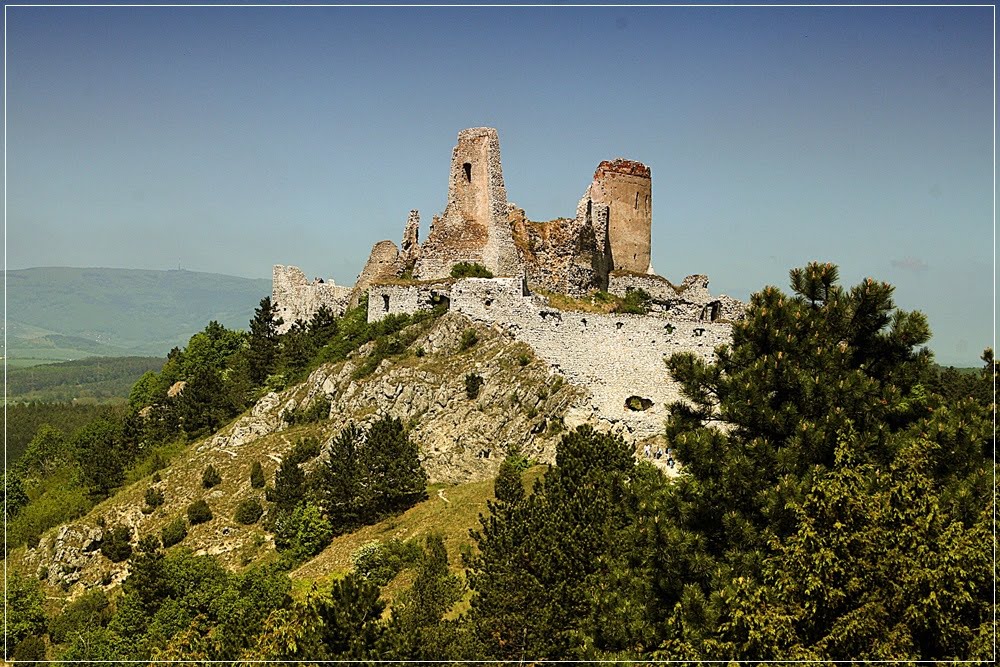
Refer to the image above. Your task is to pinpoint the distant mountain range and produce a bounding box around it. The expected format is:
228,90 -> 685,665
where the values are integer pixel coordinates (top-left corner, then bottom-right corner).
5,267 -> 272,365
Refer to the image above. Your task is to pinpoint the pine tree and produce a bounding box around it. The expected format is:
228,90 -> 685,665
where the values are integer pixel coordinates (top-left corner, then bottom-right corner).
247,296 -> 283,385
364,416 -> 428,518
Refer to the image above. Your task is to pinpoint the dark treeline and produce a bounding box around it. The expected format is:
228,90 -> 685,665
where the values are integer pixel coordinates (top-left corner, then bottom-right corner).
7,356 -> 165,404
4,263 -> 995,662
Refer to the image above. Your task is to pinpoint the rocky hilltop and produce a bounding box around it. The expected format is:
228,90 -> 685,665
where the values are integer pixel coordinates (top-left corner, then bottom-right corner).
13,313 -> 638,592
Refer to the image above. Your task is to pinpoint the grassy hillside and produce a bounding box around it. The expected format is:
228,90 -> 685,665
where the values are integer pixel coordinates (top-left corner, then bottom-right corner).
5,267 -> 271,364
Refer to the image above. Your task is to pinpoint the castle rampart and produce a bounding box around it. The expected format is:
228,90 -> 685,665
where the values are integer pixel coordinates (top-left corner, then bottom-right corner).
449,276 -> 732,439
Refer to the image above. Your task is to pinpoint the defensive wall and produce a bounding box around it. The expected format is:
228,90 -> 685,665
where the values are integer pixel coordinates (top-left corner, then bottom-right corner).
272,265 -> 351,333
443,277 -> 732,440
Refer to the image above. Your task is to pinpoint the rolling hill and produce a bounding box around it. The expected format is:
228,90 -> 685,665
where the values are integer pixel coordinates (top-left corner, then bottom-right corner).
5,267 -> 272,365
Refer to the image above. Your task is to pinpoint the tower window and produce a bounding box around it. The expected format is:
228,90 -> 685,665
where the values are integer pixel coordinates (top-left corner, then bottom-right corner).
635,192 -> 639,209
463,162 -> 472,182
382,294 -> 390,312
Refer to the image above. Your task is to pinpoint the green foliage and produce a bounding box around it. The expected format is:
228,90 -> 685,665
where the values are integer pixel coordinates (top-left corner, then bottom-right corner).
468,425 -> 640,659
493,455 -> 525,505
614,288 -> 652,314
272,452 -> 306,513
247,297 -> 283,385
235,498 -> 265,525
6,402 -> 113,466
517,352 -> 531,366
286,435 -> 322,465
138,533 -> 162,554
282,395 -> 331,425
250,460 -> 266,489
318,416 -> 428,536
100,525 -> 133,563
13,634 -> 47,661
350,538 -> 423,586
186,499 -> 213,525
273,501 -> 333,558
49,588 -> 112,644
450,262 -> 494,279
160,517 -> 188,548
6,356 -> 165,404
465,373 -> 484,399
459,328 -> 479,351
201,464 -> 222,489
144,486 -> 165,509
6,570 -> 47,648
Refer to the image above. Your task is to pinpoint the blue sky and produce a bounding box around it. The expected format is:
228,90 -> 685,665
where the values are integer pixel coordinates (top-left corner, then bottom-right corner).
5,5 -> 994,366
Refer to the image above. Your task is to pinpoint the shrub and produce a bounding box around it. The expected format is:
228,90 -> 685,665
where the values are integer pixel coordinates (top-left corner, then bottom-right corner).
99,526 -> 132,563
202,465 -> 222,489
614,288 -> 652,315
282,395 -> 331,425
48,588 -> 111,644
287,436 -> 321,466
415,346 -> 426,358
160,517 -> 187,547
12,635 -> 46,661
137,533 -> 161,553
450,262 -> 493,279
250,461 -> 265,489
459,329 -> 479,351
187,499 -> 213,525
234,498 -> 264,525
465,373 -> 484,400
517,353 -> 530,367
144,487 -> 165,509
350,538 -> 423,586
273,502 -> 332,558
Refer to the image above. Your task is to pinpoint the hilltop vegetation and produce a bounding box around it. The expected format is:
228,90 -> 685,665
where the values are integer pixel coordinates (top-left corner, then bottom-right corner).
2,262 -> 994,662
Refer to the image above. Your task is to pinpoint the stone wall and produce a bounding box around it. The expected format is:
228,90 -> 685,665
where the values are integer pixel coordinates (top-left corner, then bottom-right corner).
272,265 -> 351,333
449,277 -> 734,439
414,128 -> 523,280
367,281 -> 452,323
350,240 -> 401,308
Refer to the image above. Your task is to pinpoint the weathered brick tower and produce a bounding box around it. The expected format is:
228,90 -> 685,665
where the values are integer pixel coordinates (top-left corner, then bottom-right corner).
587,159 -> 652,274
413,127 -> 524,279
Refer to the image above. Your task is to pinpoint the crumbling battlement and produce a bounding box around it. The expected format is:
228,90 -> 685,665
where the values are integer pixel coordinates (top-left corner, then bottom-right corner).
272,265 -> 351,333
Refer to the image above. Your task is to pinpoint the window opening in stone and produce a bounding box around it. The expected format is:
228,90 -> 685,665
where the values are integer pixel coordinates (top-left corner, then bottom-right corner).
694,327 -> 705,337
616,321 -> 624,330
382,294 -> 390,312
635,192 -> 639,209
463,162 -> 472,182
710,301 -> 721,322
485,298 -> 493,307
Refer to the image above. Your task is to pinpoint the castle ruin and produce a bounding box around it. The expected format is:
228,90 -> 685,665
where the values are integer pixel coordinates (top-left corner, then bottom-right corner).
272,127 -> 745,439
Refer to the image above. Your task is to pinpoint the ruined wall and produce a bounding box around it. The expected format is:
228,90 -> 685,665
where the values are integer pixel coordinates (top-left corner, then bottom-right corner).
350,240 -> 401,308
397,210 -> 421,273
511,205 -> 608,296
449,277 -> 732,440
367,281 -> 452,323
272,265 -> 352,333
609,272 -> 747,322
587,159 -> 652,274
414,128 -> 523,279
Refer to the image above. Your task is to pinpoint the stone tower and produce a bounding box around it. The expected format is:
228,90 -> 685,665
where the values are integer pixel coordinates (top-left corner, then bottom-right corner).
413,127 -> 523,279
587,158 -> 652,274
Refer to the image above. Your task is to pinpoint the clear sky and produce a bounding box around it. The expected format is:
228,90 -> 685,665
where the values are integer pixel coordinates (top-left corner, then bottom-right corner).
5,4 -> 994,366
